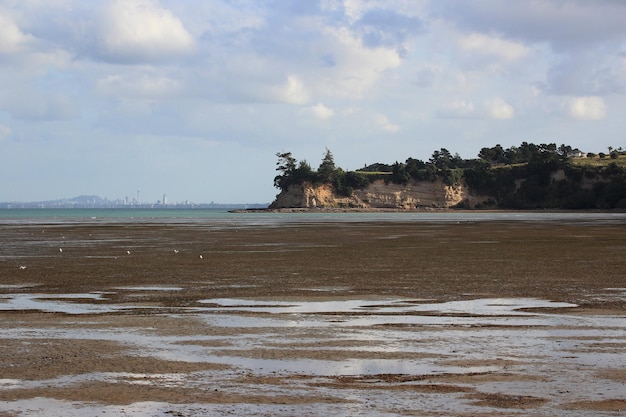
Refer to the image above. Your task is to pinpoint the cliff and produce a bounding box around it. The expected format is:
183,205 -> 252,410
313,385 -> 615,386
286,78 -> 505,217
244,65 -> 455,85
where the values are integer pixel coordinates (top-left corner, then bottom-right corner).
270,179 -> 486,210
269,144 -> 626,211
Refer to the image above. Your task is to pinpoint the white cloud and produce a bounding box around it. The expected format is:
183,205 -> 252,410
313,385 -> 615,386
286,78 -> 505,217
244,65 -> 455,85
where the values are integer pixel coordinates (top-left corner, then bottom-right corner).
437,99 -> 476,118
100,0 -> 194,62
310,103 -> 334,120
320,27 -> 401,98
96,73 -> 183,100
374,113 -> 399,132
278,75 -> 310,105
0,13 -> 33,53
484,98 -> 514,119
458,33 -> 529,62
343,0 -> 368,23
567,96 -> 606,120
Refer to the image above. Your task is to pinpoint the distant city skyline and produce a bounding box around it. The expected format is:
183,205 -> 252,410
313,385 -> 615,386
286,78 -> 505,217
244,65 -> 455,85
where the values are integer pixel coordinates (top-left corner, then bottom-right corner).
0,193 -> 269,208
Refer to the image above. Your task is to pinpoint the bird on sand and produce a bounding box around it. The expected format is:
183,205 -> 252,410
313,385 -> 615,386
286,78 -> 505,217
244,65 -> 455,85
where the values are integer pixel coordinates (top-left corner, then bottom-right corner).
173,249 -> 179,254
126,250 -> 131,255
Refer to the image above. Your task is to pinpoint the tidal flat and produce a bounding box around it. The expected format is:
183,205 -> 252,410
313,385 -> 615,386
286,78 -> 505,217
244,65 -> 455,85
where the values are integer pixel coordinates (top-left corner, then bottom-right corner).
0,216 -> 625,416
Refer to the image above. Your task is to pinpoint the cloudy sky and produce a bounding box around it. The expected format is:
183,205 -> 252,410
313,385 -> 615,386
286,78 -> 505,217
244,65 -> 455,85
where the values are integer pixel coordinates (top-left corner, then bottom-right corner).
1,0 -> 626,204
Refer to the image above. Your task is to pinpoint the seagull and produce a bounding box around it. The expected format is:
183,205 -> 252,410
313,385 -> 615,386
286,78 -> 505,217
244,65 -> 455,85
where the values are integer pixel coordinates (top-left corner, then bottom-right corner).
59,248 -> 63,253
173,249 -> 179,254
19,265 -> 27,270
126,250 -> 131,255
199,254 -> 203,259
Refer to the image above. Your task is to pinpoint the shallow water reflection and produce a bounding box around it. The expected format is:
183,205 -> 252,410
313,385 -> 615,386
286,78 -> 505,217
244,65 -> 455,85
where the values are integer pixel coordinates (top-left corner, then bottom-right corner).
0,294 -> 625,417
198,297 -> 578,315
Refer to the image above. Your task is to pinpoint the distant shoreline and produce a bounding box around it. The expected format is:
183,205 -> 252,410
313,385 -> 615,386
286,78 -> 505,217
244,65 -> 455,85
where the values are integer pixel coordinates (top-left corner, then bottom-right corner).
1,204 -> 270,210
229,207 -> 623,214
229,207 -> 449,213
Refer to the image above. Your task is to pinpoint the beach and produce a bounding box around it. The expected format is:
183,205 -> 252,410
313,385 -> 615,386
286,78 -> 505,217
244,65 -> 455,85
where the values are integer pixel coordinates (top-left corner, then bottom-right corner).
1,213 -> 625,415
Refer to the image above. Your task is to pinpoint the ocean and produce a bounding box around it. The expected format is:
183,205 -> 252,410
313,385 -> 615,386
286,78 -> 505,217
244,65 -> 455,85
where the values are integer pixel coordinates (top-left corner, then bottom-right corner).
1,207 -> 625,226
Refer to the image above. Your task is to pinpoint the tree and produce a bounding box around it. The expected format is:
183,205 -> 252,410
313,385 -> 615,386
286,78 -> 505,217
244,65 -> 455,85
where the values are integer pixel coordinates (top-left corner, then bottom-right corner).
391,161 -> 410,184
274,151 -> 297,190
430,148 -> 453,169
518,142 -> 539,162
443,168 -> 463,186
317,148 -> 336,182
478,144 -> 505,164
296,160 -> 316,183
504,146 -> 520,164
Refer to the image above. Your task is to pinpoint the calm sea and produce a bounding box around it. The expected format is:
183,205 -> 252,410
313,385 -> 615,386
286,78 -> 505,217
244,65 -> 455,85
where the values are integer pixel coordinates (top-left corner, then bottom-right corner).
1,208 -> 625,226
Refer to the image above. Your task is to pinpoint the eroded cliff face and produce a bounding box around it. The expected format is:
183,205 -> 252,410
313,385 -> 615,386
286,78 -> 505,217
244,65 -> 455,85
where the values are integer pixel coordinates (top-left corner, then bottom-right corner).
270,179 -> 485,209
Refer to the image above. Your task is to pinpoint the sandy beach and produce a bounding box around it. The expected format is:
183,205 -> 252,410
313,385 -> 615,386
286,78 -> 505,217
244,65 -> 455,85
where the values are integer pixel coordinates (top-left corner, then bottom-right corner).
1,217 -> 625,416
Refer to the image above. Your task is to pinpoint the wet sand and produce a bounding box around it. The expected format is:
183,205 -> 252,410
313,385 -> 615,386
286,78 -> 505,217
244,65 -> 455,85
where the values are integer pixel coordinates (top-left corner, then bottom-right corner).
1,219 -> 625,416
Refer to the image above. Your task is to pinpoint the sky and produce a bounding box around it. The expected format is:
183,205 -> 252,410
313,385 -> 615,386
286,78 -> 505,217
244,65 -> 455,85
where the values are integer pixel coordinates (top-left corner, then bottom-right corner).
1,0 -> 626,204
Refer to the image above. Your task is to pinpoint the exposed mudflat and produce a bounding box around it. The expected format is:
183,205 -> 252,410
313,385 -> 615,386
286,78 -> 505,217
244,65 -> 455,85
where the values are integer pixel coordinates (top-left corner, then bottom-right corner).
1,218 -> 625,416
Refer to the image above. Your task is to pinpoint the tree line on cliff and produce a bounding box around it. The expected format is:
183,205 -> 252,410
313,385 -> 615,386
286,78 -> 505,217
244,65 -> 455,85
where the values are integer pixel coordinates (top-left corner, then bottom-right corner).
274,143 -> 626,209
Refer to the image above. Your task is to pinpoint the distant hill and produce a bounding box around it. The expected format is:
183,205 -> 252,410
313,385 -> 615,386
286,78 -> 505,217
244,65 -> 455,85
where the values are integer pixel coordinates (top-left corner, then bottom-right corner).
0,195 -> 269,209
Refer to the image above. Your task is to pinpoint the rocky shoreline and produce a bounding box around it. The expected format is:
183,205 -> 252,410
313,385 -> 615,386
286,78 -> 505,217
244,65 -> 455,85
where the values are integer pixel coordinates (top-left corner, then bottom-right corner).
229,206 -> 457,213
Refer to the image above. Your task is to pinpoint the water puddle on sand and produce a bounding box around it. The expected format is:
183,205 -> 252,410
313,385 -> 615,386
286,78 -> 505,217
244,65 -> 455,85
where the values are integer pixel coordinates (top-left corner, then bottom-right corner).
0,293 -> 137,314
0,296 -> 625,416
198,297 -> 577,314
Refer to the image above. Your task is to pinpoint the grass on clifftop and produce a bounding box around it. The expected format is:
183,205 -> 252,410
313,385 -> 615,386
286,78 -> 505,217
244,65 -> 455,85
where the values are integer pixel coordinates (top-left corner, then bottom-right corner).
570,155 -> 626,168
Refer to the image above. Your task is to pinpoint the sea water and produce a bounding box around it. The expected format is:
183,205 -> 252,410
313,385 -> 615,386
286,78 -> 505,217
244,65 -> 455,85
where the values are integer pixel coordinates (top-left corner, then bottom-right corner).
1,207 -> 626,226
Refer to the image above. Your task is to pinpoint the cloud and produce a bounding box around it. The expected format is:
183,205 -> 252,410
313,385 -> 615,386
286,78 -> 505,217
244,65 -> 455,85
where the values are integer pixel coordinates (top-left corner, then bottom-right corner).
342,0 -> 370,23
0,13 -> 33,53
374,113 -> 399,132
310,103 -> 334,120
96,73 -> 184,100
355,8 -> 425,51
458,33 -> 528,62
413,65 -> 440,88
319,27 -> 401,98
437,99 -> 476,118
277,75 -> 310,105
437,97 -> 514,120
429,0 -> 626,107
100,0 -> 194,63
485,98 -> 514,119
431,0 -> 626,50
0,91 -> 78,121
544,54 -> 626,96
567,96 -> 606,120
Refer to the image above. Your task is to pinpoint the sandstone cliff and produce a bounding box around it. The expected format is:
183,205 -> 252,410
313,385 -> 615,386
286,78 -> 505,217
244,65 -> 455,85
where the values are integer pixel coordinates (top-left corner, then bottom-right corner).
270,179 -> 487,210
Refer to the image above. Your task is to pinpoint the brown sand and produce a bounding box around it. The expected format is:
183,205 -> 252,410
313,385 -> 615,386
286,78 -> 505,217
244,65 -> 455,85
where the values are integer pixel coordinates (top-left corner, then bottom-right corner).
0,218 -> 625,415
